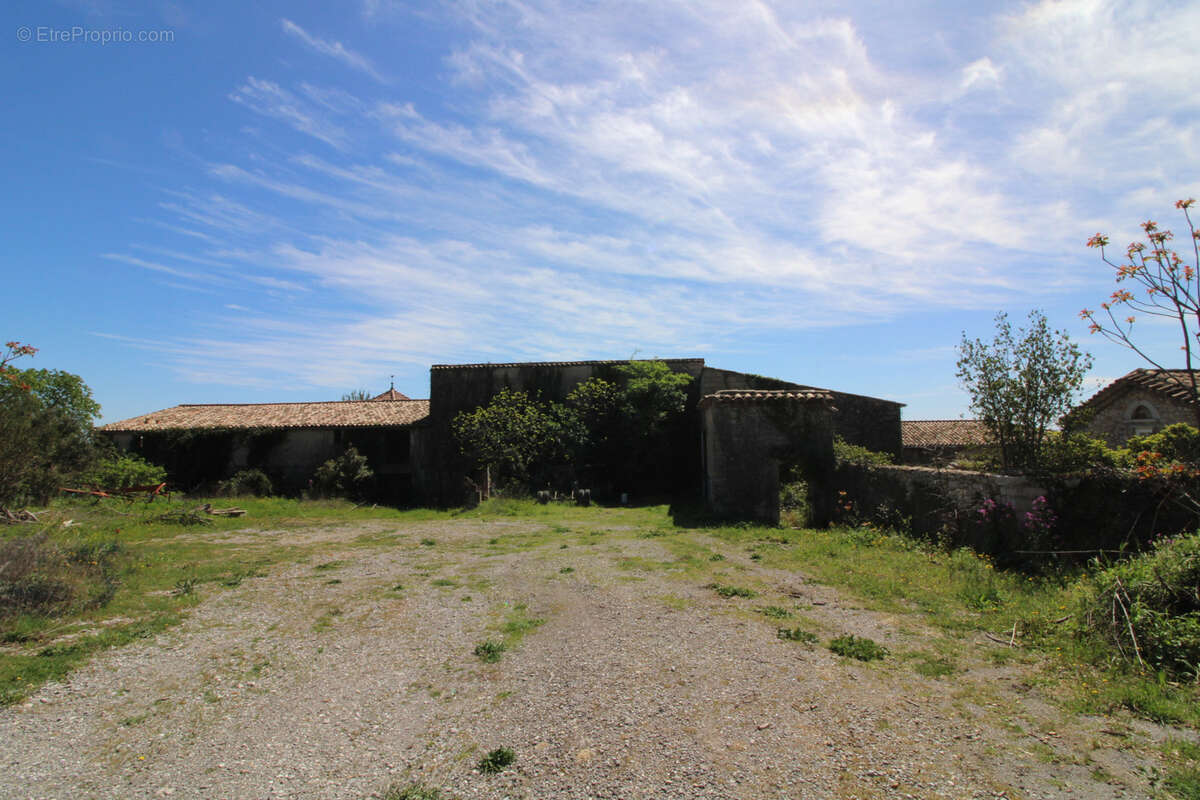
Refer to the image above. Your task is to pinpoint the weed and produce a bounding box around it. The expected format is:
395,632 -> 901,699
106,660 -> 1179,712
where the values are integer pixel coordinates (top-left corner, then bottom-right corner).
559,567 -> 574,574
461,595 -> 472,602
758,606 -> 793,619
478,746 -> 515,774
431,578 -> 458,587
777,627 -> 818,643
391,583 -> 404,591
709,553 -> 725,561
829,634 -> 888,661
313,561 -> 345,572
324,579 -> 342,585
382,782 -> 445,800
474,640 -> 507,663
171,577 -> 197,597
420,538 -> 436,547
708,583 -> 756,599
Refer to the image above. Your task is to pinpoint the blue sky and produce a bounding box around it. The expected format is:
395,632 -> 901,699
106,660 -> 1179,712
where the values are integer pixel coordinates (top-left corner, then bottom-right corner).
4,0 -> 1198,424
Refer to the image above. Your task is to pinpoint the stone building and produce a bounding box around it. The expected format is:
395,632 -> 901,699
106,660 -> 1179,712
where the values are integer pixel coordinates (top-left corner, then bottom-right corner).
100,397 -> 429,498
102,357 -> 903,519
901,419 -> 991,465
1074,369 -> 1200,447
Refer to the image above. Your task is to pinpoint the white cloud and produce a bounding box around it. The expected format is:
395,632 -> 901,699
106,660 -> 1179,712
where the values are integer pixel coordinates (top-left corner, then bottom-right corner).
280,19 -> 385,82
229,78 -> 350,150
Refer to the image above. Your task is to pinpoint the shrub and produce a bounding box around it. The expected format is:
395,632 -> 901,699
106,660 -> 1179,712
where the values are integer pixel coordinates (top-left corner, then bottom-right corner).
311,446 -> 373,499
217,468 -> 273,497
779,480 -> 810,528
1039,430 -> 1124,473
1074,530 -> 1200,680
828,634 -> 888,661
833,436 -> 893,467
1126,423 -> 1200,465
79,452 -> 166,490
777,627 -> 818,643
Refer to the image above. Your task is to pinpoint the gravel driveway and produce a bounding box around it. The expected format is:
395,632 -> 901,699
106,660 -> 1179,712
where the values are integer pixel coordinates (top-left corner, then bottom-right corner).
0,518 -> 1171,799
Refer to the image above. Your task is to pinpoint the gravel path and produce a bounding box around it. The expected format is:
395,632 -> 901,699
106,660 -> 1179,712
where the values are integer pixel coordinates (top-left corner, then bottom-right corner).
0,519 -> 1170,799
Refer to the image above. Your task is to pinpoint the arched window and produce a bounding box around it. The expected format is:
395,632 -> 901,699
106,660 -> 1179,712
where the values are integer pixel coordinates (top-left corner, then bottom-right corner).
1130,404 -> 1158,435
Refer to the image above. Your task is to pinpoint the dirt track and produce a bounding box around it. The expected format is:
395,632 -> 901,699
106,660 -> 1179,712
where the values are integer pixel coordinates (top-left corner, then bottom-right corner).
0,518 -> 1171,799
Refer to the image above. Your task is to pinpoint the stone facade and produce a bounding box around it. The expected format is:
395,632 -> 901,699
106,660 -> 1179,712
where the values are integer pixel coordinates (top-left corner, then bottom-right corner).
1083,385 -> 1196,447
700,390 -> 835,524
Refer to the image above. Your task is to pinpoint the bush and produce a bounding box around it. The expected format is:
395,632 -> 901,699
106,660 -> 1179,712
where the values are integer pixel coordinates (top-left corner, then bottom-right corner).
1039,430 -> 1123,474
217,468 -> 273,497
833,436 -> 893,467
79,452 -> 166,490
477,747 -> 515,774
1074,530 -> 1200,680
1126,423 -> 1200,465
828,634 -> 888,661
311,446 -> 373,499
779,479 -> 810,527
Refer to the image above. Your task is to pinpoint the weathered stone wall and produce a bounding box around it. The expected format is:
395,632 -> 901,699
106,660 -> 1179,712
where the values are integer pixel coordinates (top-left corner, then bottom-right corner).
833,464 -> 1046,556
701,394 -> 835,524
1084,386 -> 1195,447
828,391 -> 903,458
698,368 -> 902,458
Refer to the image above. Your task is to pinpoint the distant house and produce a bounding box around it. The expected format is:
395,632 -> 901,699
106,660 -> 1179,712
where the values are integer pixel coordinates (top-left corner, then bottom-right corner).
100,397 -> 429,497
901,419 -> 991,465
1074,369 -> 1200,447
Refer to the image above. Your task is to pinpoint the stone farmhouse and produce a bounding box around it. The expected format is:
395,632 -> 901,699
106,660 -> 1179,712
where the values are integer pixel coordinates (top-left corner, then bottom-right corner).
900,419 -> 991,465
1074,369 -> 1200,447
102,358 -> 903,520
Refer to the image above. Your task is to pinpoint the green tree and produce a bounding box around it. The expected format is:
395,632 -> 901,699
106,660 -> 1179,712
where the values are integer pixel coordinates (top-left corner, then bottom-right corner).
341,389 -> 371,401
312,446 -> 374,499
0,357 -> 102,505
452,389 -> 583,490
956,311 -> 1092,472
1083,199 -> 1200,424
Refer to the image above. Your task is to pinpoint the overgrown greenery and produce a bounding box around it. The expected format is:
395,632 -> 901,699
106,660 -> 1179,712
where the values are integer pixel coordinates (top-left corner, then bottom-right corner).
0,345 -> 102,505
957,310 -> 1092,471
452,360 -> 693,495
217,468 -> 273,497
78,450 -> 166,490
478,746 -> 515,774
1074,531 -> 1200,680
312,446 -> 374,499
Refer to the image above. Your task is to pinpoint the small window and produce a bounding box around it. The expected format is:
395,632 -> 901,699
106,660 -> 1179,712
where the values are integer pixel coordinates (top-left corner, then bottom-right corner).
1131,405 -> 1153,420
1130,404 -> 1158,436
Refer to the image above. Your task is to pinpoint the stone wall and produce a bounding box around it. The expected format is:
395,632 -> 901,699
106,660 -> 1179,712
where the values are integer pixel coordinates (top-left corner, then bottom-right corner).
832,464 -> 1048,556
1084,386 -> 1196,447
701,392 -> 835,524
698,368 -> 902,457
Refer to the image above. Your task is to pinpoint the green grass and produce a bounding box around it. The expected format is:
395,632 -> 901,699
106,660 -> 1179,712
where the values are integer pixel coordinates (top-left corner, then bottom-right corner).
382,783 -> 446,800
776,627 -> 818,643
477,746 -> 515,774
708,582 -> 756,598
829,634 -> 888,662
473,640 -> 507,663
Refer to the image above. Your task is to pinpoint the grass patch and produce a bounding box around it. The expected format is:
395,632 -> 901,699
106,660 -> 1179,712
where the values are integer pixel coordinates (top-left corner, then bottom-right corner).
708,582 -> 755,599
776,627 -> 818,644
477,746 -> 515,774
431,578 -> 458,587
829,634 -> 888,662
758,605 -> 793,619
912,654 -> 957,678
382,783 -> 446,800
558,566 -> 574,574
473,639 -> 507,663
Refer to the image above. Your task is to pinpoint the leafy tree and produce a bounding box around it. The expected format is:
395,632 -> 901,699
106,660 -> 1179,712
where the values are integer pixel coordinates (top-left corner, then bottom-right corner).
957,311 -> 1092,472
452,389 -> 583,489
341,389 -> 371,401
1083,199 -> 1200,424
0,362 -> 102,504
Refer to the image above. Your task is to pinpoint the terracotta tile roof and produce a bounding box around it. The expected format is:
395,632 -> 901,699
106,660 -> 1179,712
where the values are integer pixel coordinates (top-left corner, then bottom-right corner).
700,389 -> 834,405
1077,368 -> 1200,412
100,399 -> 430,432
902,420 -> 991,448
431,358 -> 705,370
372,388 -> 411,401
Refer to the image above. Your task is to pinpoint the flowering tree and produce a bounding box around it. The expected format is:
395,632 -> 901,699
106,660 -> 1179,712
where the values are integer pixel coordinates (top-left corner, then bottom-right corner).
1082,199 -> 1200,424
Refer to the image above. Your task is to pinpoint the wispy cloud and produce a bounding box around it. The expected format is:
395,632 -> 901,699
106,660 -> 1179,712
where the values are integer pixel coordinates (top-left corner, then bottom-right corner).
280,18 -> 385,82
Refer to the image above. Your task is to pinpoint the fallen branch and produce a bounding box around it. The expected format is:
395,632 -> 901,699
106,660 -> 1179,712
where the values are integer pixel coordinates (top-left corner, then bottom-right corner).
197,503 -> 246,518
